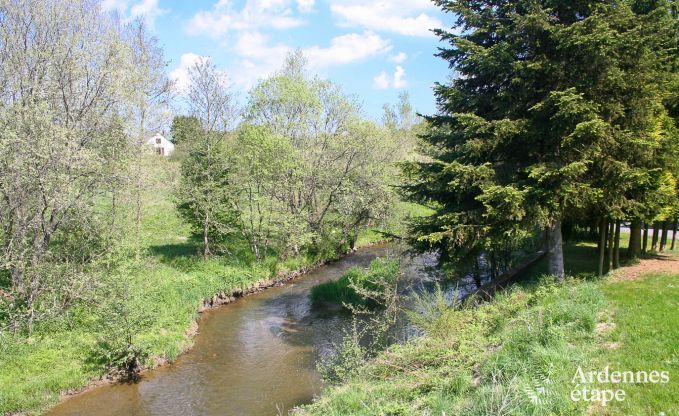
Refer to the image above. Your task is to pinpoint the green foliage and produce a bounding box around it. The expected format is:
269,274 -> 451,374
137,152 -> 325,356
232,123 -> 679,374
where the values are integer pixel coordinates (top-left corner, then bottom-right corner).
170,115 -> 201,146
89,266 -> 155,380
243,52 -> 401,258
299,277 -> 607,416
317,325 -> 367,385
403,0 -> 679,278
229,124 -> 303,259
175,128 -> 238,256
310,259 -> 400,308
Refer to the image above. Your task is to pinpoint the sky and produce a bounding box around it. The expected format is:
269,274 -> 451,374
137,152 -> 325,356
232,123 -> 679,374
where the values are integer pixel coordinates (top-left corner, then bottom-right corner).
103,0 -> 453,121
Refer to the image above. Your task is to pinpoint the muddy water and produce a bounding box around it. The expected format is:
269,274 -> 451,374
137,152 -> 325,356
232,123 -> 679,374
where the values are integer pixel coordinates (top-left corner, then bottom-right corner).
47,244 -> 437,416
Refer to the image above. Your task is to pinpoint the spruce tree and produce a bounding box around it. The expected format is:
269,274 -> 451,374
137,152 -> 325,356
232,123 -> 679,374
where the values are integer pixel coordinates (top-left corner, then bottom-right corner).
403,0 -> 677,280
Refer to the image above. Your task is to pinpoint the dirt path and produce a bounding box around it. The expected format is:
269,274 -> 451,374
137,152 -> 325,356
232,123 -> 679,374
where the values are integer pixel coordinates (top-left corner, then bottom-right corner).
612,254 -> 679,281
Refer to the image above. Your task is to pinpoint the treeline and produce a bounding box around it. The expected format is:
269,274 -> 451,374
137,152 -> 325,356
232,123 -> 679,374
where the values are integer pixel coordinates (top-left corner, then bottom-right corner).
0,0 -> 417,339
403,0 -> 679,279
0,0 -> 173,334
172,52 -> 416,262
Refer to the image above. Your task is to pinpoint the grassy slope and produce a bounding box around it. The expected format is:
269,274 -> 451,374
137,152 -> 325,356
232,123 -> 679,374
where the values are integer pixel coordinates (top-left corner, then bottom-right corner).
0,158 -> 417,416
299,236 -> 679,415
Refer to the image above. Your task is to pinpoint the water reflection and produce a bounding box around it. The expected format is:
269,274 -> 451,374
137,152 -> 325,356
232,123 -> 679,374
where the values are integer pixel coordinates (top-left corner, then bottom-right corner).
46,244 -> 473,416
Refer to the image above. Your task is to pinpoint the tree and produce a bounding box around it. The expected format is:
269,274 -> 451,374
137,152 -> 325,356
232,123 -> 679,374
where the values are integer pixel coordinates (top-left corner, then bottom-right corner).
382,92 -> 421,160
0,0 -> 134,332
170,115 -> 201,146
245,52 -> 398,257
229,125 -> 298,260
175,58 -> 238,257
404,0 -> 677,281
125,19 -> 174,257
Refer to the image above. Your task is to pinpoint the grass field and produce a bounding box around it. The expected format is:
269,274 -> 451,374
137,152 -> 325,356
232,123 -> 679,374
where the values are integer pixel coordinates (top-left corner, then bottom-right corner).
298,236 -> 679,415
594,272 -> 679,415
0,158 -> 418,416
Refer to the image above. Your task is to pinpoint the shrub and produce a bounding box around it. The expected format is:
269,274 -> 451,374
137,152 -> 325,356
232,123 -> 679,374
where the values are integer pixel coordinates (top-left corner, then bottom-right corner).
310,258 -> 400,308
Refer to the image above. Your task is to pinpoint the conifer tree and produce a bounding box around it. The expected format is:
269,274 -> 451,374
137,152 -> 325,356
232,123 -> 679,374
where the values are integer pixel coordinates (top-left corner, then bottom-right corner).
404,0 -> 678,280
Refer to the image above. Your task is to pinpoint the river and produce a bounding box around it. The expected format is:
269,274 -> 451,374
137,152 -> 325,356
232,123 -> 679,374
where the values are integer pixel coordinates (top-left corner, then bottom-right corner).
47,243 -> 451,416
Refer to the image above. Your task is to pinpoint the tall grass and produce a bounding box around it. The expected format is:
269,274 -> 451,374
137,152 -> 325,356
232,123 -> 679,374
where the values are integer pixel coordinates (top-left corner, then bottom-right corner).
298,279 -> 607,415
310,259 -> 400,307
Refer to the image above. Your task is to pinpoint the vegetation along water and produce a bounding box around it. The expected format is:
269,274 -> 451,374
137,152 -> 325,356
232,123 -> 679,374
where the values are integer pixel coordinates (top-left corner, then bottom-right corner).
0,0 -> 677,415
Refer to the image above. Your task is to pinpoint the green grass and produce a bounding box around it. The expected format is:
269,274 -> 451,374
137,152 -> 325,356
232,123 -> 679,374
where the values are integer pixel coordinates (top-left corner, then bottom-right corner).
298,237 -> 679,416
310,259 -> 400,307
0,158 -> 409,416
299,279 -> 607,415
521,231 -> 679,283
594,273 -> 679,415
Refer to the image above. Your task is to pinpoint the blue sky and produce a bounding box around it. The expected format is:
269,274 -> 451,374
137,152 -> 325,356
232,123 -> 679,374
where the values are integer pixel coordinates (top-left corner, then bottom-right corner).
103,0 -> 452,120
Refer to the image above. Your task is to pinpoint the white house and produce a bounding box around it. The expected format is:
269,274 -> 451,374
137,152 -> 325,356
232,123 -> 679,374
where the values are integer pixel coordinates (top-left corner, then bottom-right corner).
146,133 -> 175,157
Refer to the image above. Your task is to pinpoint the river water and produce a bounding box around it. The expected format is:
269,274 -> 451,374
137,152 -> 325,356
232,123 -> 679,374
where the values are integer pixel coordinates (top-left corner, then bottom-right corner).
47,244 -> 449,416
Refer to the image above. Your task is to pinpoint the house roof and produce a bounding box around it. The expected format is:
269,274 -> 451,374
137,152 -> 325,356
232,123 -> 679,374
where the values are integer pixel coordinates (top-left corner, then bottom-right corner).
146,134 -> 171,144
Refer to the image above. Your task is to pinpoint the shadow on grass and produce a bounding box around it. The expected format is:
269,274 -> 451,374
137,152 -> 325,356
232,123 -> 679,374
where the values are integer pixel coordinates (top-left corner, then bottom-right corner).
518,238 -> 679,287
519,241 -> 606,285
147,235 -> 267,272
0,269 -> 10,290
148,242 -> 201,262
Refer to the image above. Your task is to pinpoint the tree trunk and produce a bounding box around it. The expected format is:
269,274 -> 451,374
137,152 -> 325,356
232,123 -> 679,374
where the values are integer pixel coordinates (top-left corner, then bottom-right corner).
135,113 -> 146,260
473,256 -> 482,288
642,222 -> 649,253
660,221 -> 669,252
598,217 -> 607,277
547,219 -> 565,282
607,221 -> 614,271
651,222 -> 659,252
627,220 -> 641,260
203,210 -> 210,259
613,221 -> 621,269
671,219 -> 677,251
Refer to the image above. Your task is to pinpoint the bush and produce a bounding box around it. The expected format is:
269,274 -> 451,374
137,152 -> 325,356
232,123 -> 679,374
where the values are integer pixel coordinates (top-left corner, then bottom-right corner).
310,258 -> 400,308
89,268 -> 154,380
317,326 -> 366,385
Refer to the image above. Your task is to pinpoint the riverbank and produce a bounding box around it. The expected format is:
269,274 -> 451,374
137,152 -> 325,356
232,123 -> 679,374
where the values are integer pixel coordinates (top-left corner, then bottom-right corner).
0,159 -> 426,416
297,243 -> 679,415
51,242 -> 387,408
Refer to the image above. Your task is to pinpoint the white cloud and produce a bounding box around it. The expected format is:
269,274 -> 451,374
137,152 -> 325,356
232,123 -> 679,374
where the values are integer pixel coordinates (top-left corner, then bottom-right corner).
373,71 -> 391,90
305,31 -> 392,68
101,0 -> 168,28
186,0 -> 305,38
130,0 -> 168,28
297,0 -> 315,13
393,66 -> 407,88
231,32 -> 292,88
183,2 -> 393,90
228,31 -> 391,89
330,0 -> 442,37
373,66 -> 407,90
169,53 -> 208,94
389,52 -> 408,64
